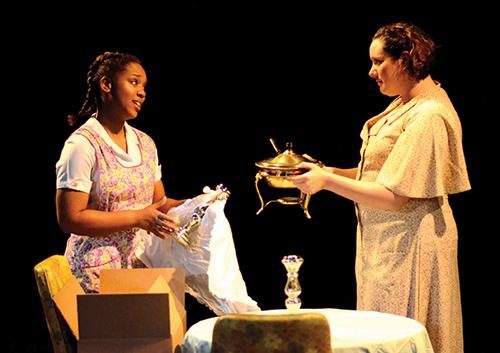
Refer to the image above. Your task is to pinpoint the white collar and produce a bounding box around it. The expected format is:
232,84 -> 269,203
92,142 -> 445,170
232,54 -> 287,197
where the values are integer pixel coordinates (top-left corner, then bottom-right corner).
83,116 -> 139,161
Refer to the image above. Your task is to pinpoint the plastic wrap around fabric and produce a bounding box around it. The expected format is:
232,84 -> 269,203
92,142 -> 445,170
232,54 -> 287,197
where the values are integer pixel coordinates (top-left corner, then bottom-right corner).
138,191 -> 260,315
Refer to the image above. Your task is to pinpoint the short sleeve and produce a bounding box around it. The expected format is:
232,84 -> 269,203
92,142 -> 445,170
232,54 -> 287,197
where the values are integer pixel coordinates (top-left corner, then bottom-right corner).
377,106 -> 470,198
55,134 -> 95,193
156,162 -> 162,182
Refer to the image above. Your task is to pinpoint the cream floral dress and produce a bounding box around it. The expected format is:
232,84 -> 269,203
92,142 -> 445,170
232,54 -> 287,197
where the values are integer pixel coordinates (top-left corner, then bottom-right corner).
355,83 -> 470,353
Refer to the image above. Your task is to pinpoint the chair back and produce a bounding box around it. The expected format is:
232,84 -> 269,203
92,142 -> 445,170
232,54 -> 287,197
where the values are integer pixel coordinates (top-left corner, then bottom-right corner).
211,312 -> 332,353
34,255 -> 76,353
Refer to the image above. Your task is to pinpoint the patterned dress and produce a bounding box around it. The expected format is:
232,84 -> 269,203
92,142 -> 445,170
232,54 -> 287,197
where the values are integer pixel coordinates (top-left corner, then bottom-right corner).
64,125 -> 157,292
355,84 -> 470,353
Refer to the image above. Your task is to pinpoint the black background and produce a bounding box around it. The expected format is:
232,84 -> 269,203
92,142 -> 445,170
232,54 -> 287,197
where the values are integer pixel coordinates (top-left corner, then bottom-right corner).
6,3 -> 495,352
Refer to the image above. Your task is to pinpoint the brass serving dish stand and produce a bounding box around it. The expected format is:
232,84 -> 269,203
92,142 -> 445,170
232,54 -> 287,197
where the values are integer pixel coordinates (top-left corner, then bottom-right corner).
255,139 -> 322,219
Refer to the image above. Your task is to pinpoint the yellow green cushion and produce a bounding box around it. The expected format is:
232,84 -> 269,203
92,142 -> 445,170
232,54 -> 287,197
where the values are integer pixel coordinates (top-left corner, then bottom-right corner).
211,312 -> 332,353
34,255 -> 76,353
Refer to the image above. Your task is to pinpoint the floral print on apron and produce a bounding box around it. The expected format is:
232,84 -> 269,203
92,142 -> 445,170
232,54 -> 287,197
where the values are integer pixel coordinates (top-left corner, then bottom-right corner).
64,125 -> 157,292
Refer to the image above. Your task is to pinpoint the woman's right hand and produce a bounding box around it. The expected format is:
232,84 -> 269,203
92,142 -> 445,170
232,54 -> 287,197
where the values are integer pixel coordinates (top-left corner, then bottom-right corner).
138,197 -> 180,239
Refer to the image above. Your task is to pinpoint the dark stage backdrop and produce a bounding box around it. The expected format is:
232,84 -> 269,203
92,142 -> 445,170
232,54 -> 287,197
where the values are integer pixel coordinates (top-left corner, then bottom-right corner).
7,5 -> 494,353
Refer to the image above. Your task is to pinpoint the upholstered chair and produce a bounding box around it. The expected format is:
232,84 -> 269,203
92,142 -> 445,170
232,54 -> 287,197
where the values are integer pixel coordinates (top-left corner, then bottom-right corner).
211,312 -> 332,353
34,255 -> 76,353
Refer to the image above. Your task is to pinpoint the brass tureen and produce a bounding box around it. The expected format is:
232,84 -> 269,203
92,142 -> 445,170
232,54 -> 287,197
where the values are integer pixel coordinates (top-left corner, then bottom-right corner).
255,139 -> 323,219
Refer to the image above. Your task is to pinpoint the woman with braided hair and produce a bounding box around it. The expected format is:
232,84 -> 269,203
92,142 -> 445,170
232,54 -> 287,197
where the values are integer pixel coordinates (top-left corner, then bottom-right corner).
56,51 -> 185,292
289,22 -> 470,353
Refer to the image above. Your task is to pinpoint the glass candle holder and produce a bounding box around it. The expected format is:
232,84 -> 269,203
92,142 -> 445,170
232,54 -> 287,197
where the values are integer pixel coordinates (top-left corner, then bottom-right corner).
281,255 -> 303,312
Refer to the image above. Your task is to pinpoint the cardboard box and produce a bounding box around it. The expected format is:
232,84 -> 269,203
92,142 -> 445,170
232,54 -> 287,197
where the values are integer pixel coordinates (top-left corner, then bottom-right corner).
53,268 -> 185,353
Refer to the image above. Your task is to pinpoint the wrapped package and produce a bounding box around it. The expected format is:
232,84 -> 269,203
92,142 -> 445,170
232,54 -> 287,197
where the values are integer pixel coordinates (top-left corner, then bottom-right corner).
138,188 -> 260,315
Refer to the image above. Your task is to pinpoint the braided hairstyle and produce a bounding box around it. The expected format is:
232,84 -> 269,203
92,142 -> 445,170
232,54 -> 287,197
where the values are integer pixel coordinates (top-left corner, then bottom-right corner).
373,22 -> 437,81
67,51 -> 142,126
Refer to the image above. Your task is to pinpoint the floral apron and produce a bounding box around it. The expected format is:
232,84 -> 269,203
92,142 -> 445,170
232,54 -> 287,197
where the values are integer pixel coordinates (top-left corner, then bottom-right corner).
64,126 -> 157,292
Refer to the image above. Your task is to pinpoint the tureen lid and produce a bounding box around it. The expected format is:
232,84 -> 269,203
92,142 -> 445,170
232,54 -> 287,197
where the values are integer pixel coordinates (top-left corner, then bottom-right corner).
256,142 -> 318,170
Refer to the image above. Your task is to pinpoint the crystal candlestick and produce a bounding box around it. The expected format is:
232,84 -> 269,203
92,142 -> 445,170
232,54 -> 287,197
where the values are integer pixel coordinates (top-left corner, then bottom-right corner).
282,255 -> 303,312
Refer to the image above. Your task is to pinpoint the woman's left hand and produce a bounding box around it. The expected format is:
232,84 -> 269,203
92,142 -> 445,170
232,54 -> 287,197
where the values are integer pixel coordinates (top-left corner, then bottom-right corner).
287,162 -> 328,194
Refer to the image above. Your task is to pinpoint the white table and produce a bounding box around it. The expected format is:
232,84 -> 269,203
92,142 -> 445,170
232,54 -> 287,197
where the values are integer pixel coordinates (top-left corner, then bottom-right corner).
182,308 -> 434,353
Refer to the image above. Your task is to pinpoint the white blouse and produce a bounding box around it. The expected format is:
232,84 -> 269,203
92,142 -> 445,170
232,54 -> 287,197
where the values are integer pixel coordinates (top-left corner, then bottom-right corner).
56,117 -> 162,200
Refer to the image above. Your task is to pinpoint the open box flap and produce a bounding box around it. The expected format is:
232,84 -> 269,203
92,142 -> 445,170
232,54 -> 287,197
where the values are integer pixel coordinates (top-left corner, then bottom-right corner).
52,276 -> 84,339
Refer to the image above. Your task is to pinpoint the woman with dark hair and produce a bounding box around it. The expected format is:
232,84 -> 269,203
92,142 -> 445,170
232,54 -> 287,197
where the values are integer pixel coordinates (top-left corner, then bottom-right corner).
289,22 -> 470,353
55,52 -> 184,293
